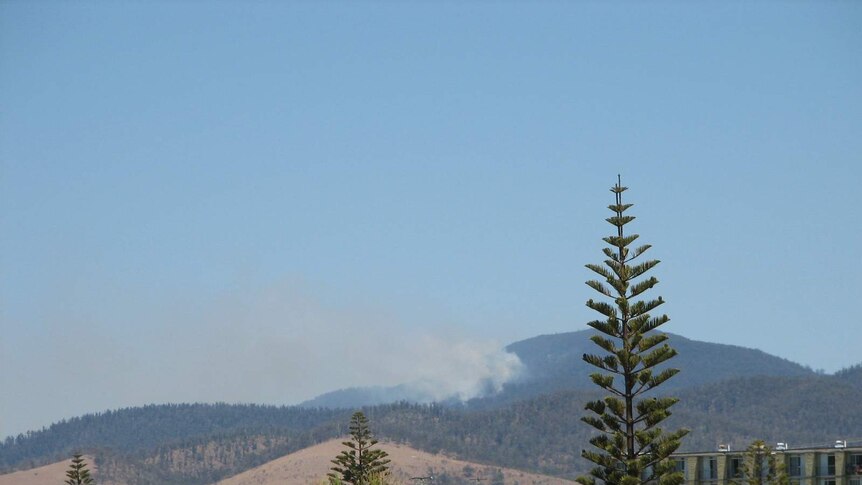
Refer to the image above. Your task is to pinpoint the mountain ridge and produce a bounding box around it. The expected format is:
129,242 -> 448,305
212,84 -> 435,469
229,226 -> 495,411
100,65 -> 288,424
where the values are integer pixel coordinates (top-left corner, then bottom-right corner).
301,330 -> 816,409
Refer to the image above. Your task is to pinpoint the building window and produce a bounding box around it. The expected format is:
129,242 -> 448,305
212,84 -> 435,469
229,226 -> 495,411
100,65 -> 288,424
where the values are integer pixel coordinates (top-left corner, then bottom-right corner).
674,458 -> 685,474
788,455 -> 803,477
702,457 -> 718,481
849,455 -> 862,476
818,454 -> 835,476
728,457 -> 743,479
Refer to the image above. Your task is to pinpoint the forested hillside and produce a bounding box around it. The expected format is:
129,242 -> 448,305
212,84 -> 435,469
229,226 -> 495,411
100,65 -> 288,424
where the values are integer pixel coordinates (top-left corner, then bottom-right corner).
371,375 -> 862,478
0,404 -> 350,482
835,364 -> 862,390
3,372 -> 862,484
677,375 -> 862,447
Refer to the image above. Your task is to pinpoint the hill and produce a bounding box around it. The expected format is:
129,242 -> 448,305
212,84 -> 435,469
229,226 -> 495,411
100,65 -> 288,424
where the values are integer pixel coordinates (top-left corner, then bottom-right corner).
0,404 -> 351,484
675,375 -> 862,448
507,330 -> 812,389
5,372 -> 862,484
302,331 -> 814,408
369,376 -> 862,477
2,329 -> 860,485
0,456 -> 119,485
216,438 -> 577,485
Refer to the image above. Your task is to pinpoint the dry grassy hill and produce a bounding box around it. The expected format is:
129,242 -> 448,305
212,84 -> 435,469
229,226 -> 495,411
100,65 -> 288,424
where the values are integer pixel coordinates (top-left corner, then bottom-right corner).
0,441 -> 576,485
216,439 -> 577,485
0,455 -> 122,485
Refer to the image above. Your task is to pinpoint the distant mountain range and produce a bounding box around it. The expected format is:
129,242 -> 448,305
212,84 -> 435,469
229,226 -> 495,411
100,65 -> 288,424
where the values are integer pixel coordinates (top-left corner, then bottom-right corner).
301,330 -> 815,408
2,331 -> 859,485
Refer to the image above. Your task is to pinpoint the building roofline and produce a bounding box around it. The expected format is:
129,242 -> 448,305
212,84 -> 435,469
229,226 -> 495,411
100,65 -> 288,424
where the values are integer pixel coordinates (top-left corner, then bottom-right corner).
673,446 -> 862,456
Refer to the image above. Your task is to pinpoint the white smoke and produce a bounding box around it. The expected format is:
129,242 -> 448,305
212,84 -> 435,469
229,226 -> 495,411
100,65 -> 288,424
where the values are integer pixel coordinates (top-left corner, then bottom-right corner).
2,278 -> 524,437
405,337 -> 524,402
173,280 -> 524,404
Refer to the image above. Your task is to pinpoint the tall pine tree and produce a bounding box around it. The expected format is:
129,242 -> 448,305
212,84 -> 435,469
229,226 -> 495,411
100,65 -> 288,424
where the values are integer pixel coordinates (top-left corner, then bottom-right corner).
578,177 -> 688,485
329,411 -> 391,485
65,453 -> 95,485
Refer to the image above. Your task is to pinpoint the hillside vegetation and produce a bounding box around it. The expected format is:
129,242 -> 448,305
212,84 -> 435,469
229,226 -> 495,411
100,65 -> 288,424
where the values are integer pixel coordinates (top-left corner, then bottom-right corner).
2,333 -> 858,484
3,372 -> 862,484
835,364 -> 862,389
0,404 -> 350,484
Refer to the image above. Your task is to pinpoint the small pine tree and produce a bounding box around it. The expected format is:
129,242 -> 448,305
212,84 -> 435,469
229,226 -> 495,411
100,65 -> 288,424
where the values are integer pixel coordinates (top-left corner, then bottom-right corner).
730,440 -> 789,485
578,177 -> 688,485
65,453 -> 95,485
328,411 -> 391,485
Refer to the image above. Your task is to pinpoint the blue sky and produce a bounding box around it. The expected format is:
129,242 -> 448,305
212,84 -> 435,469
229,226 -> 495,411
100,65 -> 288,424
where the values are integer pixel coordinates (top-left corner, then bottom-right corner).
1,2 -> 860,438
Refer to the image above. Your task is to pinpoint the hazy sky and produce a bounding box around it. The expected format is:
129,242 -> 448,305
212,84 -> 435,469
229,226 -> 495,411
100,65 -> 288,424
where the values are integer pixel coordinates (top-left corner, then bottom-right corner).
1,2 -> 860,439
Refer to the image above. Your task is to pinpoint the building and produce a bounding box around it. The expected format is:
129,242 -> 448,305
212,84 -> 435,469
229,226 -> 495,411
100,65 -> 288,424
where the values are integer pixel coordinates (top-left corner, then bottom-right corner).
671,442 -> 862,485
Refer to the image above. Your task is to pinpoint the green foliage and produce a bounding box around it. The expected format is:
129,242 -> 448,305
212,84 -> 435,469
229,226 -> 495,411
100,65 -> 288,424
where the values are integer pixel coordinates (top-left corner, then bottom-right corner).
729,440 -> 789,485
328,412 -> 391,485
326,473 -> 398,485
578,178 -> 688,485
3,372 -> 862,483
65,453 -> 94,485
366,472 -> 398,485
